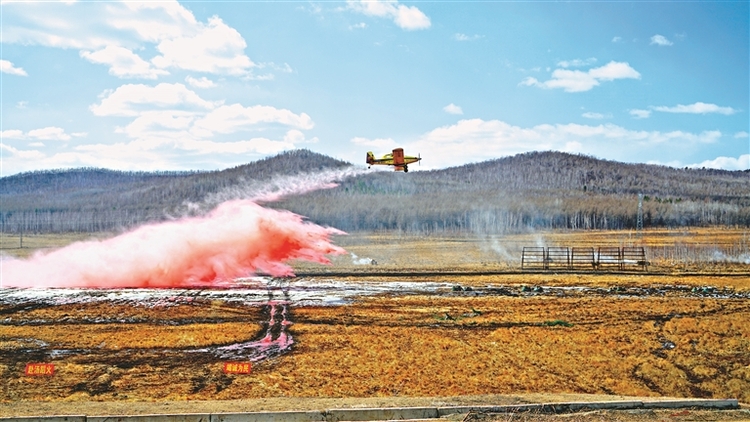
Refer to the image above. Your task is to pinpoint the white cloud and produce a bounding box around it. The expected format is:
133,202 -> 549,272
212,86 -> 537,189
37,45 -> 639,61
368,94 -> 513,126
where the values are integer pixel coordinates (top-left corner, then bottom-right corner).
0,143 -> 46,161
582,112 -> 611,119
629,109 -> 651,119
175,137 -> 294,155
454,33 -> 482,41
2,2 -> 123,50
351,136 -> 397,151
1,130 -> 26,139
185,76 -> 217,88
688,155 -> 749,171
350,22 -> 367,30
255,62 -> 293,75
4,2 -> 257,78
0,59 -> 28,76
85,83 -> 306,167
151,16 -> 255,75
1,127 -> 84,141
117,110 -> 197,140
80,45 -> 169,79
108,1 -> 199,43
390,118 -> 724,169
191,104 -> 314,138
90,83 -> 220,117
557,58 -> 596,68
347,0 -> 431,30
60,132 -> 299,171
735,131 -> 749,139
283,129 -> 318,144
520,61 -> 640,93
27,127 -> 73,141
72,84 -> 315,172
650,34 -> 673,46
588,61 -> 641,80
443,103 -> 463,115
611,36 -> 622,43
651,102 -> 737,115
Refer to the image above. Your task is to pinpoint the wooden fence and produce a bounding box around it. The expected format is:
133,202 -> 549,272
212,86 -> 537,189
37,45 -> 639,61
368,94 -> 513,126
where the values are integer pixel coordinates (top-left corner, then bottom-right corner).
522,246 -> 647,271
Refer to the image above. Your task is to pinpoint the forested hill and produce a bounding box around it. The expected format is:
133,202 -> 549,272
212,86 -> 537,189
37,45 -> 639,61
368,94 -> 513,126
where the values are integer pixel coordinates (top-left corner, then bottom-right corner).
425,151 -> 747,199
2,150 -> 749,233
1,149 -> 350,196
276,151 -> 750,232
1,150 -> 350,232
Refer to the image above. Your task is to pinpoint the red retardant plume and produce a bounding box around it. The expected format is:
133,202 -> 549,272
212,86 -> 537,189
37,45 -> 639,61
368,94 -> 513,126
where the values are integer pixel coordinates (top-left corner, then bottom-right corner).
1,200 -> 345,288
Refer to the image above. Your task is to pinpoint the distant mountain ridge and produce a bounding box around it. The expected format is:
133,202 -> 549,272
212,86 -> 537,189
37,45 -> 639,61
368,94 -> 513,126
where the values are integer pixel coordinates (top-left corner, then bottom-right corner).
1,149 -> 349,196
425,151 -> 748,199
1,150 -> 748,233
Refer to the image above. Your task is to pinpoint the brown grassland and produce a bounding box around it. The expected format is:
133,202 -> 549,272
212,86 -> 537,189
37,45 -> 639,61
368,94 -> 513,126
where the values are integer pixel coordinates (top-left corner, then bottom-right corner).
0,227 -> 749,419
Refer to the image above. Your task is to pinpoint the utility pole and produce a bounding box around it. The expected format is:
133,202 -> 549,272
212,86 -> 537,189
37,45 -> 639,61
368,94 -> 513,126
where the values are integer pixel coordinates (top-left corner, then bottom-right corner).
636,193 -> 644,239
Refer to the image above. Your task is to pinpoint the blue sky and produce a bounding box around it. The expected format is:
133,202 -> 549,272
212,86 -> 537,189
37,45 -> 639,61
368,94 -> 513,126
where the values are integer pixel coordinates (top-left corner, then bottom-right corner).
1,0 -> 748,176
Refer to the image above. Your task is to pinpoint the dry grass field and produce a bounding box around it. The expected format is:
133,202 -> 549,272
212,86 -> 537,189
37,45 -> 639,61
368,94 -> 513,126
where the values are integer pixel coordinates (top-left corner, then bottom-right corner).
3,227 -> 749,270
2,283 -> 749,408
0,228 -> 748,419
313,227 -> 750,274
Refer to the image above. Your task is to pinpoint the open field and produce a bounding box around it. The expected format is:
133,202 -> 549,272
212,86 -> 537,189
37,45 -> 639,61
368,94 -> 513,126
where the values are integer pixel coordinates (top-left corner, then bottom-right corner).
3,227 -> 749,271
0,228 -> 748,418
319,227 -> 750,273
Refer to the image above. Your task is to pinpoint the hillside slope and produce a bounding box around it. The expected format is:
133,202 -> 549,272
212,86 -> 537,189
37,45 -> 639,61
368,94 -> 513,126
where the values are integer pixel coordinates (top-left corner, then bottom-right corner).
277,151 -> 750,232
0,149 -> 349,232
1,150 -> 748,233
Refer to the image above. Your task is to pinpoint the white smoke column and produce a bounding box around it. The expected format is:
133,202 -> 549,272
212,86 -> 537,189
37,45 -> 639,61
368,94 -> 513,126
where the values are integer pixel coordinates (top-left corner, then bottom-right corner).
487,237 -> 515,263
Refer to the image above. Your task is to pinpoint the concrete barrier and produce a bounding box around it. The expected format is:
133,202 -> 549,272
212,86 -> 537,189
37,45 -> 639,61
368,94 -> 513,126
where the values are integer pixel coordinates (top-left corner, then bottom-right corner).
438,405 -> 534,417
437,401 -> 643,417
1,399 -> 741,422
641,399 -> 739,409
438,399 -> 738,417
545,401 -> 644,412
211,411 -> 326,422
324,407 -> 438,421
0,417 -> 86,422
88,415 -> 210,422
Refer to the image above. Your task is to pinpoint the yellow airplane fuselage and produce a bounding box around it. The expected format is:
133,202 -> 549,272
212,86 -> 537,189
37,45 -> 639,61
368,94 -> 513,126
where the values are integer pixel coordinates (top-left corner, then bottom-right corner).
366,148 -> 420,172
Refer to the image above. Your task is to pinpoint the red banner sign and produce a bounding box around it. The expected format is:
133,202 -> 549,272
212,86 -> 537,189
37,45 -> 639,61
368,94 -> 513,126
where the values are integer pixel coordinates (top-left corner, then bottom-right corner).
222,362 -> 252,374
25,363 -> 55,376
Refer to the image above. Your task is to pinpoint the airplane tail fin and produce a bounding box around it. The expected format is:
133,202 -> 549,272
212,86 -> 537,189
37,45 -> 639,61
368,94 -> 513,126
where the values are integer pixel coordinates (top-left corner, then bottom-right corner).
366,151 -> 374,165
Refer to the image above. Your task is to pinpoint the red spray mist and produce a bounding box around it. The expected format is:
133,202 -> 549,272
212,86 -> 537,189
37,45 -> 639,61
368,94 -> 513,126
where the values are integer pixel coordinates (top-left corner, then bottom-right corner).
1,199 -> 345,288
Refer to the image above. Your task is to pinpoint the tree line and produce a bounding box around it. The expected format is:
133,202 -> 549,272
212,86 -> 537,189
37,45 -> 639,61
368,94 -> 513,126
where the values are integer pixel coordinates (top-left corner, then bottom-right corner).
2,150 -> 748,234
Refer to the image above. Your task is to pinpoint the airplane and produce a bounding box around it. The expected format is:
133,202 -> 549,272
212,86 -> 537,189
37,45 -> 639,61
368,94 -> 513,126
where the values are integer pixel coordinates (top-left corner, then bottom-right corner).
366,148 -> 421,172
